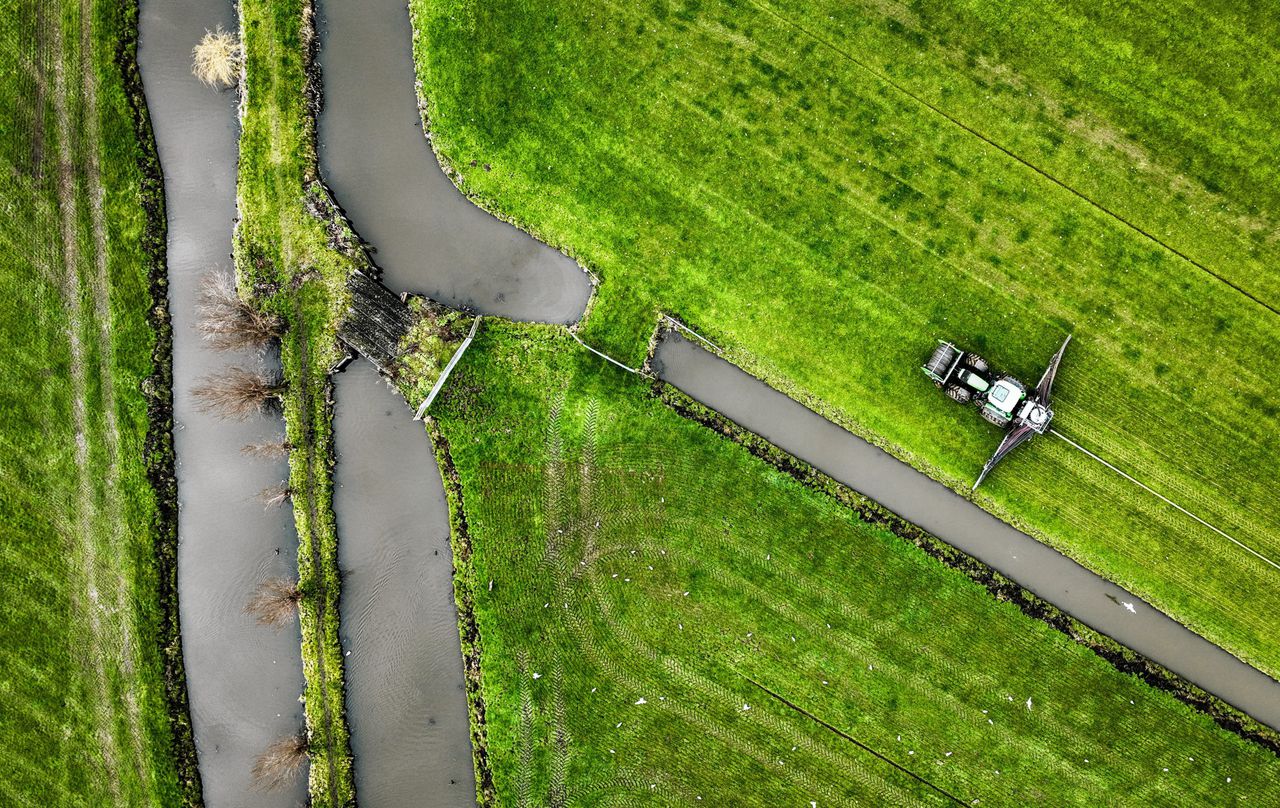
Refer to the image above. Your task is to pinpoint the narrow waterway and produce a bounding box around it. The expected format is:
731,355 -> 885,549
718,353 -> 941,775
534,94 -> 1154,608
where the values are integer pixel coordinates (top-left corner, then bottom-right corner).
652,331 -> 1280,731
333,361 -> 477,807
138,2 -> 308,806
314,0 -> 592,323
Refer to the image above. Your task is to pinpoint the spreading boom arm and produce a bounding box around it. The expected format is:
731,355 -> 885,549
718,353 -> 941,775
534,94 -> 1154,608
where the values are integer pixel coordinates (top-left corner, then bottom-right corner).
973,334 -> 1072,489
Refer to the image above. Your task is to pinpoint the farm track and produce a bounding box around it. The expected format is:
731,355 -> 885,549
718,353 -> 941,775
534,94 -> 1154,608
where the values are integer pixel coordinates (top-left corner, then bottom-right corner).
746,0 -> 1280,319
46,4 -> 128,799
79,0 -> 152,785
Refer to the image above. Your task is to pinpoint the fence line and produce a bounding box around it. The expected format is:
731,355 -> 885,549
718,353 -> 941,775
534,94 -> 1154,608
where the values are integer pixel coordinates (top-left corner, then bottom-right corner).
1050,428 -> 1280,572
570,330 -> 641,374
414,316 -> 481,420
662,314 -> 722,353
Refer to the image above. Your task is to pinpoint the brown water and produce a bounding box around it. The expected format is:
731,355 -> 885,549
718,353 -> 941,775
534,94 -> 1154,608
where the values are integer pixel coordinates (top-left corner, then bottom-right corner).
652,331 -> 1280,731
333,361 -> 477,807
314,0 -> 592,323
138,2 -> 308,805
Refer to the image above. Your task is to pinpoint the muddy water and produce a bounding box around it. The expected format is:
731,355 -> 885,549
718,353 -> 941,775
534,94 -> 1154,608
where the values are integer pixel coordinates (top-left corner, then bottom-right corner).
653,332 -> 1280,731
314,0 -> 592,323
333,361 -> 477,808
138,2 -> 308,806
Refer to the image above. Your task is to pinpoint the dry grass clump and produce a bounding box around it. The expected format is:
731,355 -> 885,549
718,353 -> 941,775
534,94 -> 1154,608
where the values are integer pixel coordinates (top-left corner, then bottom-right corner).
196,271 -> 282,350
258,482 -> 292,509
241,438 -> 293,459
246,578 -> 303,627
192,366 -> 283,420
251,732 -> 309,790
192,27 -> 241,88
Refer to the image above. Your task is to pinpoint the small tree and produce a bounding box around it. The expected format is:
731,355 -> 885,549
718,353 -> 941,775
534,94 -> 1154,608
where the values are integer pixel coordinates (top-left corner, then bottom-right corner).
196,271 -> 282,351
246,578 -> 303,627
192,27 -> 241,88
251,732 -> 309,791
241,438 -> 293,459
192,366 -> 283,420
258,482 -> 292,509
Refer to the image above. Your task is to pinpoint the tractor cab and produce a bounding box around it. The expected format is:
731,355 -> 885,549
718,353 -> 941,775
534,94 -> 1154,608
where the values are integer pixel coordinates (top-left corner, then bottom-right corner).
982,378 -> 1026,425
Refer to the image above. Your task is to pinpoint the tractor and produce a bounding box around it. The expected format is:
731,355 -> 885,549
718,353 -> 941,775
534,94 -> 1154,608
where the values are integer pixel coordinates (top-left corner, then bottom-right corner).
922,336 -> 1071,488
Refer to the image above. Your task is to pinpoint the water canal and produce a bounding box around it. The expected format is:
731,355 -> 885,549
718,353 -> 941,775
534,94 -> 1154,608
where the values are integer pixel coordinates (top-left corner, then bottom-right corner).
652,331 -> 1280,731
138,1 -> 308,805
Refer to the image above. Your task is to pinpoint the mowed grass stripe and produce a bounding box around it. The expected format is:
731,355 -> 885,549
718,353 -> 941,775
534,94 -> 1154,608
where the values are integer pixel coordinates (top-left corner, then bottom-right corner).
430,324 -> 1280,805
744,0 -> 1279,317
412,0 -> 1280,676
1,1 -> 191,804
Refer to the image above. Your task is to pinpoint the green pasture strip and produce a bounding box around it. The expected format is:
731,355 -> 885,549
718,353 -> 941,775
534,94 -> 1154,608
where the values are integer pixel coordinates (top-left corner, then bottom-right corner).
0,0 -> 197,805
236,0 -> 358,803
410,0 -> 1280,677
429,322 -> 1280,806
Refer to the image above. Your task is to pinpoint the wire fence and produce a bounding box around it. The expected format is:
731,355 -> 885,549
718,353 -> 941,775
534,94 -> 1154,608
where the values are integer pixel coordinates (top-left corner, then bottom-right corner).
1050,428 -> 1280,572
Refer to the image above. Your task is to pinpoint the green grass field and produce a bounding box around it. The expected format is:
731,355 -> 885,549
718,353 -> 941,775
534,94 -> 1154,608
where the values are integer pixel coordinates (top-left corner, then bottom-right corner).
0,1 -> 197,804
429,322 -> 1280,805
236,0 -> 361,803
409,0 -> 1280,679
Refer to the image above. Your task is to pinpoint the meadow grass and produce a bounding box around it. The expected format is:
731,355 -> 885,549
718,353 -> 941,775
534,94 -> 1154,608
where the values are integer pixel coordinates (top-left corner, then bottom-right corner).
0,0 -> 198,804
409,0 -> 1280,678
429,322 -> 1280,805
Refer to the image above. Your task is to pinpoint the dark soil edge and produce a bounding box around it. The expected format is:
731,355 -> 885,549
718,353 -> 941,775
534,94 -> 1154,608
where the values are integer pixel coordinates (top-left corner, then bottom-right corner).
117,1 -> 204,803
653,379 -> 1280,759
424,420 -> 495,807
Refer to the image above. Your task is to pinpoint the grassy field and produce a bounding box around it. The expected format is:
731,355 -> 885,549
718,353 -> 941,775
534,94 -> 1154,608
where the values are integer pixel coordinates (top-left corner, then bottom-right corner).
410,0 -> 1280,679
0,1 -> 198,805
236,0 -> 361,803
428,322 -> 1280,805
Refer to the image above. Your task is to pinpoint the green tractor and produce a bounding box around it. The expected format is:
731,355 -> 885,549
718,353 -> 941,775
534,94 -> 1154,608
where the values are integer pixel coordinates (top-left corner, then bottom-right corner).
922,336 -> 1071,488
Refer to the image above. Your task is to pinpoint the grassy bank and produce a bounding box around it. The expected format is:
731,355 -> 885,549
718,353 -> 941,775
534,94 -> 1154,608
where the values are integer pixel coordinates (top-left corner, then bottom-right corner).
0,0 -> 199,804
235,0 -> 362,803
428,322 -> 1280,805
409,0 -> 1280,679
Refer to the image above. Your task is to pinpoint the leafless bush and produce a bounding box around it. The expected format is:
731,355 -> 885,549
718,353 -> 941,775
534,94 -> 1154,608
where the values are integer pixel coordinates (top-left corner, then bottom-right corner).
241,438 -> 293,459
193,367 -> 283,420
196,271 -> 282,351
251,732 -> 309,791
246,578 -> 302,627
192,27 -> 241,88
259,482 -> 292,509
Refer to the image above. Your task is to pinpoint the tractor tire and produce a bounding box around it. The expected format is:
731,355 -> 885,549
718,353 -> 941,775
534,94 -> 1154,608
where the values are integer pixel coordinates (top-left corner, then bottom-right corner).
968,355 -> 989,373
981,406 -> 1010,426
925,343 -> 959,378
945,385 -> 972,403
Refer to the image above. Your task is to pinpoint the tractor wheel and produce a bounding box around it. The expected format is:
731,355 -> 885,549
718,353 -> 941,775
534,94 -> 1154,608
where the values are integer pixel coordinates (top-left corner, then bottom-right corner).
968,355 -> 989,373
981,406 -> 1009,426
945,385 -> 971,403
924,343 -> 959,378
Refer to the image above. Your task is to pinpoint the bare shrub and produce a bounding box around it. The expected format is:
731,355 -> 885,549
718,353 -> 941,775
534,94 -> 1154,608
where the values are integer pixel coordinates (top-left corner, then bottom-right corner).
192,367 -> 283,420
251,732 -> 309,790
246,578 -> 302,627
241,438 -> 293,459
192,27 -> 241,88
258,482 -> 292,509
196,271 -> 282,351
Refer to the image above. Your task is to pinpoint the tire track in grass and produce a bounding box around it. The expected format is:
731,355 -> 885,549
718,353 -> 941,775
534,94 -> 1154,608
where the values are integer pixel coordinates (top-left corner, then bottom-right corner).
78,0 -> 152,790
47,3 -> 124,799
537,422 -> 930,805
744,0 -> 1280,319
743,676 -> 968,806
